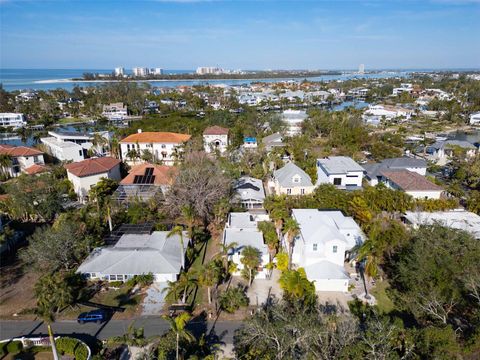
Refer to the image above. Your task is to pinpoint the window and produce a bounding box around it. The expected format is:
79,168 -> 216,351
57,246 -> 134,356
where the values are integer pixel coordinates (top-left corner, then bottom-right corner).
78,150 -> 82,156
127,144 -> 130,150
301,189 -> 305,195
161,144 -> 166,149
286,188 -> 292,195
292,175 -> 300,183
162,152 -> 167,158
90,273 -> 96,278
313,243 -> 318,251
333,245 -> 338,253
34,155 -> 39,163
333,178 -> 342,186
109,275 -> 117,281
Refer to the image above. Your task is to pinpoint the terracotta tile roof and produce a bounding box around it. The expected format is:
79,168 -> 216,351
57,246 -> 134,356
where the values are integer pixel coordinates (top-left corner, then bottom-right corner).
380,170 -> 443,192
120,132 -> 191,144
203,126 -> 229,136
0,144 -> 43,157
25,164 -> 48,175
65,157 -> 121,178
120,163 -> 177,185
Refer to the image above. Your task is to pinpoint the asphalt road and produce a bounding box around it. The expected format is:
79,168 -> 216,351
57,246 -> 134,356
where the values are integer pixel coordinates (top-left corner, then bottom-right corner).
0,317 -> 243,344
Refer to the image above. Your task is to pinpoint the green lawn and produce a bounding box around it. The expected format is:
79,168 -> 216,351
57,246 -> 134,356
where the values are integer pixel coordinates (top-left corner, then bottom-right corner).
371,280 -> 395,314
60,283 -> 144,319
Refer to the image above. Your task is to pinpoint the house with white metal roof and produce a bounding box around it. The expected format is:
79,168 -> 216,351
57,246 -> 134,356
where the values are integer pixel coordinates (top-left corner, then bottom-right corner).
270,162 -> 314,195
316,156 -> 364,189
223,212 -> 270,280
77,230 -> 189,282
291,209 -> 364,292
403,210 -> 480,239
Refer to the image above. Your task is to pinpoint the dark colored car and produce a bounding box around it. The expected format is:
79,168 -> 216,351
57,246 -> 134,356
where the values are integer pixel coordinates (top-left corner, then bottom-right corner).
77,309 -> 108,324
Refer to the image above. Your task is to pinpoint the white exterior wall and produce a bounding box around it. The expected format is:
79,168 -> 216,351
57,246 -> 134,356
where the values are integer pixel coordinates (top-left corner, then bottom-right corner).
203,134 -> 228,153
67,166 -> 121,202
314,279 -> 349,292
120,142 -> 182,165
154,273 -> 177,282
6,154 -> 45,177
327,171 -> 363,187
470,113 -> 480,125
293,237 -> 346,268
274,182 -> 315,196
41,138 -> 86,162
0,113 -> 26,128
406,190 -> 443,200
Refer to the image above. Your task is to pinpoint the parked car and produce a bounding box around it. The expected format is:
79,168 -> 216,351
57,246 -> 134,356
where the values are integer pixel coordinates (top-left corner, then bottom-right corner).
77,309 -> 108,324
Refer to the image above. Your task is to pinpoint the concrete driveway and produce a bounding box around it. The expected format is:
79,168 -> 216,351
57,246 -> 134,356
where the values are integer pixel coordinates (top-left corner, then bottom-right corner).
246,269 -> 282,307
142,282 -> 168,315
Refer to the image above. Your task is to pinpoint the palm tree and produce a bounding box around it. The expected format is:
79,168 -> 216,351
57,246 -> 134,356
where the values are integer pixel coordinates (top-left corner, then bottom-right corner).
241,246 -> 261,286
109,136 -> 120,158
257,221 -> 278,262
215,242 -> 238,275
178,205 -> 197,243
270,207 -> 288,242
162,312 -> 194,360
167,226 -> 186,270
198,260 -> 223,304
0,154 -> 12,179
163,280 -> 183,303
282,218 -> 300,270
126,149 -> 139,164
91,133 -> 108,155
177,270 -> 197,304
279,269 -> 315,302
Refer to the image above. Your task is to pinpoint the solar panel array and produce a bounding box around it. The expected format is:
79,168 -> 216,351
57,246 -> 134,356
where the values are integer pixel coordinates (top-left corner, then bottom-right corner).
133,167 -> 156,184
104,222 -> 155,246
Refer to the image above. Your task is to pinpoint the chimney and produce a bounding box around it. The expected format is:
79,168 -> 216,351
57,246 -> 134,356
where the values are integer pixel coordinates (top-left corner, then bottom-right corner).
137,129 -> 142,133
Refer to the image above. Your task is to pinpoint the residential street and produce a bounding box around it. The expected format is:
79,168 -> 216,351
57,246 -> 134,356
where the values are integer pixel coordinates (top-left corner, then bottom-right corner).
0,318 -> 243,344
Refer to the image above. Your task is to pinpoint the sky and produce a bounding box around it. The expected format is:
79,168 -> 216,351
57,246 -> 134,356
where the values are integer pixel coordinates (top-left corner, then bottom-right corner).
0,0 -> 479,70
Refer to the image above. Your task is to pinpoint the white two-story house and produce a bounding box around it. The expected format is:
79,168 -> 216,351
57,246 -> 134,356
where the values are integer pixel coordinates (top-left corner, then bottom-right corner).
291,209 -> 365,292
0,145 -> 45,177
203,126 -> 229,154
316,156 -> 364,189
65,157 -> 122,203
119,130 -> 191,166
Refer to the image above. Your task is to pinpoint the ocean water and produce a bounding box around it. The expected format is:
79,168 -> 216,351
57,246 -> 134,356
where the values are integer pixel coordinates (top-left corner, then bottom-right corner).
0,68 -> 410,92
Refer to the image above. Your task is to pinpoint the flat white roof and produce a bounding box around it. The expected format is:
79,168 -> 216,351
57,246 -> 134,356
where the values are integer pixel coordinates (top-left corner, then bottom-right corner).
41,137 -> 82,149
404,210 -> 480,239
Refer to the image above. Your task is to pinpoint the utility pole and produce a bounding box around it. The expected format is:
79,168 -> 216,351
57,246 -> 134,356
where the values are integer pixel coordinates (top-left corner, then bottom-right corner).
47,324 -> 59,360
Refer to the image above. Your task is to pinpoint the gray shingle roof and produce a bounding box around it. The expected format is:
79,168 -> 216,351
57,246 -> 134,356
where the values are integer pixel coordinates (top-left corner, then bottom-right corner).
77,231 -> 189,276
364,157 -> 427,180
273,162 -> 313,187
317,156 -> 364,175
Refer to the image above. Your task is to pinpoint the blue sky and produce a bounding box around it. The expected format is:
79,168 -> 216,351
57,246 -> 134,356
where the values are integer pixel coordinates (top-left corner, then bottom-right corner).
1,0 -> 479,70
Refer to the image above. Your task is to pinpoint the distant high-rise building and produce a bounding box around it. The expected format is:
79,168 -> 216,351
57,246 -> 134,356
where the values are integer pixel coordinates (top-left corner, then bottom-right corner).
152,68 -> 164,75
358,64 -> 365,74
114,67 -> 125,76
196,66 -> 225,75
132,67 -> 150,77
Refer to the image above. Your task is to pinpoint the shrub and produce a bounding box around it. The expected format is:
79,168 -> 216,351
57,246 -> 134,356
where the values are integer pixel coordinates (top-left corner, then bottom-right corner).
108,281 -> 124,288
55,337 -> 88,360
0,342 -> 6,356
126,273 -> 154,287
6,341 -> 23,354
219,286 -> 249,313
